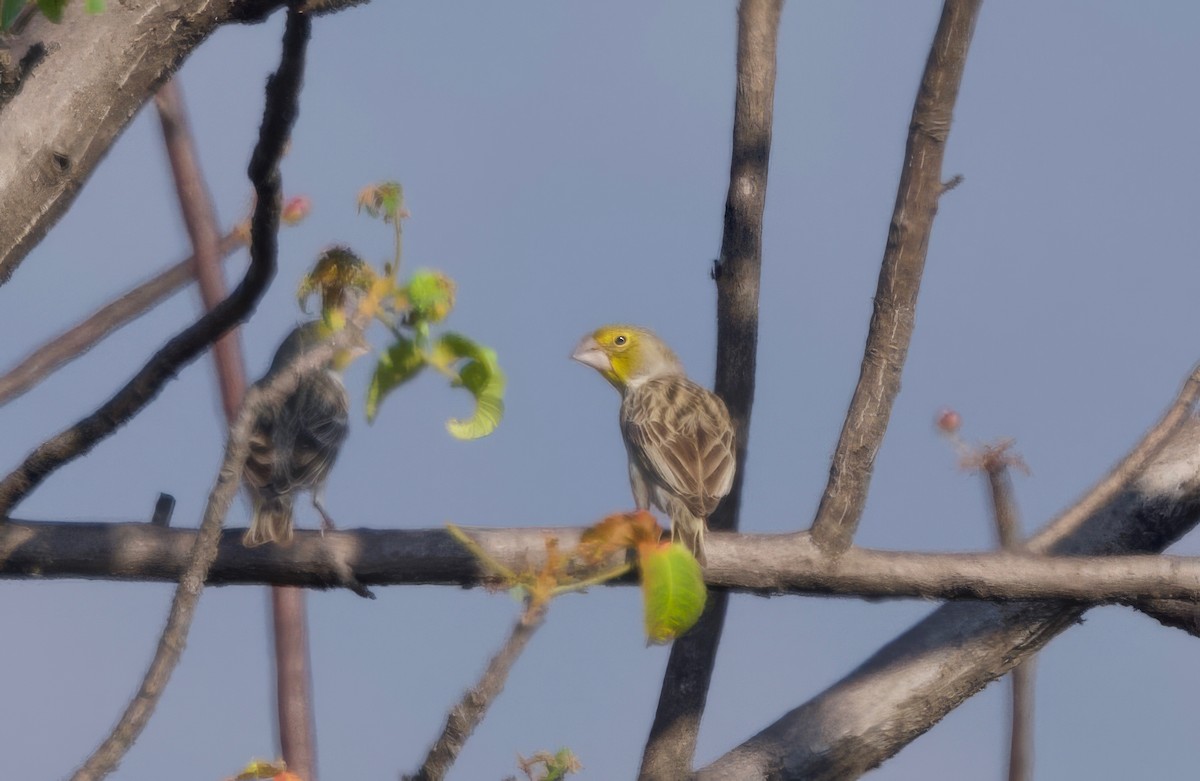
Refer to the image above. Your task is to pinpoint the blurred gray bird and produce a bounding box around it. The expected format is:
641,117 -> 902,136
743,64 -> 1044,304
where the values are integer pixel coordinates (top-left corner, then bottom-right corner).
242,321 -> 361,546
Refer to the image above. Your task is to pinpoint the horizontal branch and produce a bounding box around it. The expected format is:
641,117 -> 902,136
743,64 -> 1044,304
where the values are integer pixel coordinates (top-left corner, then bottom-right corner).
5,520 -> 1200,605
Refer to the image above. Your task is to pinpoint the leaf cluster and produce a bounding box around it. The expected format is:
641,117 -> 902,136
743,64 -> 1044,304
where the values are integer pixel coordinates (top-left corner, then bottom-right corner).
296,182 -> 505,440
451,511 -> 707,644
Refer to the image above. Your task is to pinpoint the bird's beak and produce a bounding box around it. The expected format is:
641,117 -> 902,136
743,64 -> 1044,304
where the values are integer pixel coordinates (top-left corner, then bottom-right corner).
571,336 -> 611,372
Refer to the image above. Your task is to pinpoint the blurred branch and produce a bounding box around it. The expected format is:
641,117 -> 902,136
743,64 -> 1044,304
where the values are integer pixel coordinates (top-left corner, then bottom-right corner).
66,12 -> 311,781
405,603 -> 548,781
0,231 -> 246,407
810,0 -> 983,555
157,77 -> 321,781
640,1 -> 780,777
155,79 -> 246,418
1008,662 -> 1035,781
977,443 -> 1032,781
10,522 -> 1200,604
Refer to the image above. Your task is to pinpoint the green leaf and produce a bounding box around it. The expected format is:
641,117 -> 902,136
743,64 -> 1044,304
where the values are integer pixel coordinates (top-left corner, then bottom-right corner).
430,332 -> 505,440
365,336 -> 425,422
2,0 -> 26,30
83,0 -> 103,13
402,269 -> 456,325
640,542 -> 707,644
35,0 -> 65,22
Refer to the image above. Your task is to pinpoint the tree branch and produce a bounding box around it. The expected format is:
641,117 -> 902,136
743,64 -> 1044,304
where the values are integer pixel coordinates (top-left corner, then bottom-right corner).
0,0 -> 364,283
977,444 -> 1032,781
65,12 -> 311,780
405,604 -> 548,781
9,521 -> 1200,605
0,231 -> 245,407
639,2 -> 780,778
697,403 -> 1200,779
810,0 -> 984,555
157,76 -> 321,781
1130,598 -> 1200,638
155,79 -> 247,419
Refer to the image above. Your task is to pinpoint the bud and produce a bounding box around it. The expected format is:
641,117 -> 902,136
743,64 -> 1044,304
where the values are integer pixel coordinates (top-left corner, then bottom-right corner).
281,195 -> 312,225
935,408 -> 961,434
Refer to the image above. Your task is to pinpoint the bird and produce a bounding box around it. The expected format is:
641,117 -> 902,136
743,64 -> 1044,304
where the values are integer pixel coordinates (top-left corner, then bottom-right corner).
241,321 -> 362,546
572,324 -> 735,565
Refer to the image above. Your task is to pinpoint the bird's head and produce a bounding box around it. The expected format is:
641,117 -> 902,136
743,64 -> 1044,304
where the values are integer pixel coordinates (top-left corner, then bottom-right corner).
572,324 -> 684,391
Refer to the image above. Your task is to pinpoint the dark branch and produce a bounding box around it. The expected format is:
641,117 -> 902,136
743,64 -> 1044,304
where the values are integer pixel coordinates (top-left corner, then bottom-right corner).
1131,598 -> 1200,638
66,12 -> 311,780
810,0 -> 983,555
640,1 -> 781,777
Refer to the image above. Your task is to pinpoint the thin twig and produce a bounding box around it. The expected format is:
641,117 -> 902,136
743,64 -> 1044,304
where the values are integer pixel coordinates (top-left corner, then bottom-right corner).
0,231 -> 245,407
405,603 -> 548,781
1008,661 -> 1035,781
978,445 -> 1032,781
639,2 -> 780,777
810,0 -> 984,555
65,11 -> 311,781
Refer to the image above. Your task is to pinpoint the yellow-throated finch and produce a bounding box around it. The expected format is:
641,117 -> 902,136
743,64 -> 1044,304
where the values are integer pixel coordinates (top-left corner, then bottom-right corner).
573,325 -> 734,564
242,321 -> 361,546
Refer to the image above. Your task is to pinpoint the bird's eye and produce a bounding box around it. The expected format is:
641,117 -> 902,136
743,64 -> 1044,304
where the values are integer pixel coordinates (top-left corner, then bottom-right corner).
614,335 -> 627,346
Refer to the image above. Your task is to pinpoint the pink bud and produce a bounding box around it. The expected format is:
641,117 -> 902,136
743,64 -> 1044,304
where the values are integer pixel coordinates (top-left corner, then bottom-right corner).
282,195 -> 312,225
936,408 -> 961,434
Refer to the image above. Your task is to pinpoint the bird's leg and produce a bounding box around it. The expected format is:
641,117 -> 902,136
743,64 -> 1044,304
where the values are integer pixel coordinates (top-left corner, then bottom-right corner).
313,492 -> 337,535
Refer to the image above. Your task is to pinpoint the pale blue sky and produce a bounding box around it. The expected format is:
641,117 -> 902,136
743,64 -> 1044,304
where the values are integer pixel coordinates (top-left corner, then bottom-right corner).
3,2 -> 1199,779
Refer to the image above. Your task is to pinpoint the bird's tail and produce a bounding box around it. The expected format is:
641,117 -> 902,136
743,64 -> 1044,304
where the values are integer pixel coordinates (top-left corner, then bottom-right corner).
672,511 -> 708,567
244,495 -> 295,547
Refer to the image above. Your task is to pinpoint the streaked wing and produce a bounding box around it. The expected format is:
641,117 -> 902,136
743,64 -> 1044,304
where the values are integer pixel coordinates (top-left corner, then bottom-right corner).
621,377 -> 735,517
279,371 -> 350,493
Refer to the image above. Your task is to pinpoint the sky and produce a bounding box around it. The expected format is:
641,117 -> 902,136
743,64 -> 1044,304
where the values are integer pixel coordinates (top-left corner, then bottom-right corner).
2,2 -> 1199,779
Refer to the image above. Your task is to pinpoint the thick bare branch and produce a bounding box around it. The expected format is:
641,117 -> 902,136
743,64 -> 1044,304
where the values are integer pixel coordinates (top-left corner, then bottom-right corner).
66,13 -> 311,780
810,0 -> 984,555
640,1 -> 780,777
698,406 -> 1200,779
0,0 -> 367,283
10,521 -> 1200,605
